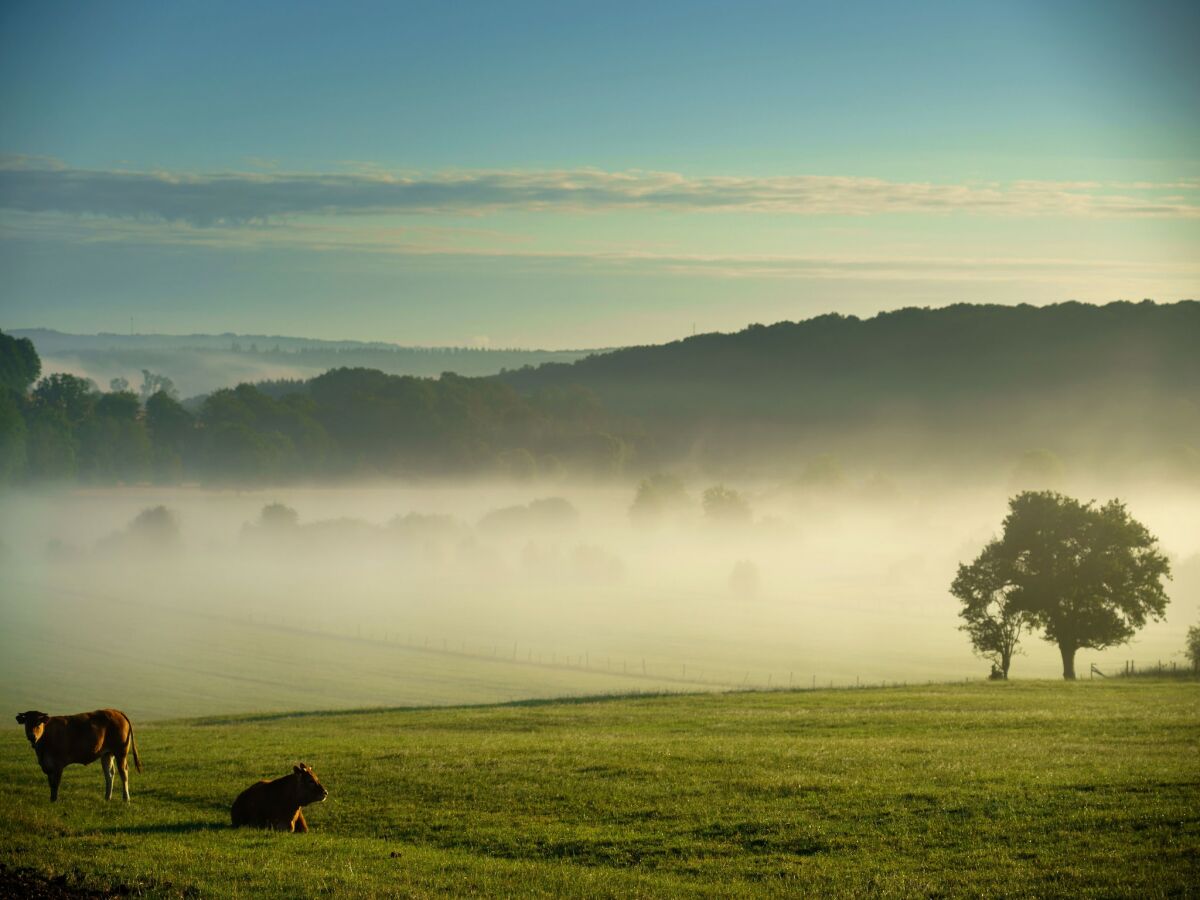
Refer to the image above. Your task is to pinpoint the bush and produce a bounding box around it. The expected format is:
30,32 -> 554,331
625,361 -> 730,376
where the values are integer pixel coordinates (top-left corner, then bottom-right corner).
702,485 -> 751,525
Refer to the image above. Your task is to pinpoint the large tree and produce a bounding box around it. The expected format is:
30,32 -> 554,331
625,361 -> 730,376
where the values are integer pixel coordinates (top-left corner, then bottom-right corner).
950,539 -> 1031,679
957,491 -> 1171,680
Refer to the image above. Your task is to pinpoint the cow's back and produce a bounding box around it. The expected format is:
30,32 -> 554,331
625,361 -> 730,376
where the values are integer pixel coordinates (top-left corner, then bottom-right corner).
231,780 -> 275,827
55,709 -> 131,763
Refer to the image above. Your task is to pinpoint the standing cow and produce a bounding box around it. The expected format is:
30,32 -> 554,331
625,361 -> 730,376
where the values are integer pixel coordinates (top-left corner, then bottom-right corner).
231,763 -> 329,832
15,708 -> 142,802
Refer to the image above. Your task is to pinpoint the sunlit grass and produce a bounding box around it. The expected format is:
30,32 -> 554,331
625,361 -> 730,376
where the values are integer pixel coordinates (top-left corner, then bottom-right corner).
2,679 -> 1197,897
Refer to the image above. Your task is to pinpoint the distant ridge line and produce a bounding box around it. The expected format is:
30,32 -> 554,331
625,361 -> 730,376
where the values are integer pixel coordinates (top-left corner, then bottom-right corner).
8,326 -> 610,355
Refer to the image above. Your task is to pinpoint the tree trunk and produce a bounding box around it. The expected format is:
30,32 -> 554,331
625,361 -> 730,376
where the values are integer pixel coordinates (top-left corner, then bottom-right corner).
1000,650 -> 1011,679
1059,644 -> 1077,680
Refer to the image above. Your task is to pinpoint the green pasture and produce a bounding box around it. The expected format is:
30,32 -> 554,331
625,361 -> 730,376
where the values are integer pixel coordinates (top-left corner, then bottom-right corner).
2,680 -> 1197,897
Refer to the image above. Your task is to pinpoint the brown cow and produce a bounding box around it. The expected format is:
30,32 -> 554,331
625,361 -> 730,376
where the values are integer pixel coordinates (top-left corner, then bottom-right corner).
231,763 -> 328,832
15,708 -> 142,802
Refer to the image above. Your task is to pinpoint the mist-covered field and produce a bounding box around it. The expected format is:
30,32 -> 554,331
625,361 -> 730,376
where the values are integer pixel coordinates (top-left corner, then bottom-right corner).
3,476 -> 1197,719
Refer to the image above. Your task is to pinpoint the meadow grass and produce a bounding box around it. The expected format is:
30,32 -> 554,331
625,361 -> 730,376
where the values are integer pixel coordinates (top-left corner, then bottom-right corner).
0,579 -> 703,719
1,680 -> 1197,897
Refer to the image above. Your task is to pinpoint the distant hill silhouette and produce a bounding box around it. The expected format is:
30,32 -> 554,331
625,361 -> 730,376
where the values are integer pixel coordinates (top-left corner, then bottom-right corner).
498,301 -> 1200,474
4,303 -> 1197,484
10,329 -> 602,397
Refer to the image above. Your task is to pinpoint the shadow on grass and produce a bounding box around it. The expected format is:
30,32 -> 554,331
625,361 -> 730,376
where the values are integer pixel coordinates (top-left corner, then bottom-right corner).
178,676 -> 1200,728
104,821 -> 225,835
188,690 -> 705,726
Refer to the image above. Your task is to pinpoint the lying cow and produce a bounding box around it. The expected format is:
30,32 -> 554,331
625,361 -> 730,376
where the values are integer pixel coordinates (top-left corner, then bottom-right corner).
231,763 -> 328,832
15,708 -> 142,802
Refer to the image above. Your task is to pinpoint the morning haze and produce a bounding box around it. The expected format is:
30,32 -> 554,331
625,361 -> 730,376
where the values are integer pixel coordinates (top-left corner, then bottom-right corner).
2,302 -> 1197,716
1,1 -> 1197,896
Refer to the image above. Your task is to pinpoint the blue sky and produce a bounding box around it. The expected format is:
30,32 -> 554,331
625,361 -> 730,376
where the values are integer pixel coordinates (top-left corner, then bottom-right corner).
1,0 -> 1197,346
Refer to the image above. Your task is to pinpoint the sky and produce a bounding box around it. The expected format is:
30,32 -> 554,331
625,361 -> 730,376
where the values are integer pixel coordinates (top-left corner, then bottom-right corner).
1,0 -> 1197,348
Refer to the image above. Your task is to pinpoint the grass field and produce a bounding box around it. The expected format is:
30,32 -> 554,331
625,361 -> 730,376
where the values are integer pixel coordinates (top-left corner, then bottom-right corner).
2,680 -> 1197,897
0,579 -> 715,719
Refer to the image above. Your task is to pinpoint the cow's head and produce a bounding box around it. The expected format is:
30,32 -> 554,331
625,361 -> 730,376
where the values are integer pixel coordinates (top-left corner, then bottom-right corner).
15,711 -> 50,746
293,763 -> 328,804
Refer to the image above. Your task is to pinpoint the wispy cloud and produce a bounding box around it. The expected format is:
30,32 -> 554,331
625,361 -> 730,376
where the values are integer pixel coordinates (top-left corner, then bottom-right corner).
2,156 -> 1197,225
4,208 -> 1193,288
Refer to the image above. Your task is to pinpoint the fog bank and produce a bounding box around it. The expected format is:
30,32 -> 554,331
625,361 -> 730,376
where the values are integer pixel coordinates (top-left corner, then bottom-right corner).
2,477 -> 1196,719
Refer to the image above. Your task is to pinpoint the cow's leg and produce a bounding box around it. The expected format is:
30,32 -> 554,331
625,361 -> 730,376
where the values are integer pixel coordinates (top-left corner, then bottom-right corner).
102,754 -> 115,800
293,810 -> 308,833
48,769 -> 62,802
115,754 -> 131,802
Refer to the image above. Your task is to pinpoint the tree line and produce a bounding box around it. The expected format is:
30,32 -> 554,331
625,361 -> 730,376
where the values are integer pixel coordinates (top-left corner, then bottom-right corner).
0,330 -> 637,485
7,301 -> 1199,484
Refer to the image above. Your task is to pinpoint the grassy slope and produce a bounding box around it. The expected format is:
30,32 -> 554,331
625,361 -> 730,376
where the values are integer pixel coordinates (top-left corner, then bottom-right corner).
2,681 -> 1197,898
0,580 -> 702,719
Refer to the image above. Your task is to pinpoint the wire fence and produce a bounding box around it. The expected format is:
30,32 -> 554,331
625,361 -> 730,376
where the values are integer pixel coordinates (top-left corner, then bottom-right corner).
17,579 -> 1198,695
1088,659 -> 1197,679
239,613 -> 1005,694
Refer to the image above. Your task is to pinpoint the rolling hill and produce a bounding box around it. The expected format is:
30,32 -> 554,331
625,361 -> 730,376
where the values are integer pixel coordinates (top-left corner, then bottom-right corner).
499,300 -> 1200,474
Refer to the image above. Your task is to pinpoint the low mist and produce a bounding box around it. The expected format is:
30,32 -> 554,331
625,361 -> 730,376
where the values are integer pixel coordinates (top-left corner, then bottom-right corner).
3,473 -> 1196,720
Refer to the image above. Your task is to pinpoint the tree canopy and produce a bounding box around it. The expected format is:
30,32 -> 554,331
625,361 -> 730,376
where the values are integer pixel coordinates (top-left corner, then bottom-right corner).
6,301 -> 1200,486
0,347 -> 637,485
950,540 -> 1031,678
629,473 -> 690,524
702,485 -> 751,525
955,491 -> 1171,679
0,330 -> 41,394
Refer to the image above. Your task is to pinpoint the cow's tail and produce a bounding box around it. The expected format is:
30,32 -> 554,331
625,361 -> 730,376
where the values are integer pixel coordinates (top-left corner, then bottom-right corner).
126,716 -> 142,773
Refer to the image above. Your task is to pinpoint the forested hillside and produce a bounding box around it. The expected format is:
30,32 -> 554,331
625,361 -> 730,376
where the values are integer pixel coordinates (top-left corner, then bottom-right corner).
11,328 -> 596,397
500,301 -> 1200,473
0,332 -> 632,484
2,301 -> 1198,485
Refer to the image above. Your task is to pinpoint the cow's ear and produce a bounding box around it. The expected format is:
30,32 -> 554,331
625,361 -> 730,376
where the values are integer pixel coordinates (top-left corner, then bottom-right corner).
15,713 -> 24,724
36,714 -> 50,724
294,764 -> 304,775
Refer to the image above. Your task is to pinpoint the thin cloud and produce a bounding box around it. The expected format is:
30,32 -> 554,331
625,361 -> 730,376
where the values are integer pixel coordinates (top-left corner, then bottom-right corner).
2,157 -> 1198,224
4,208 -> 1194,289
